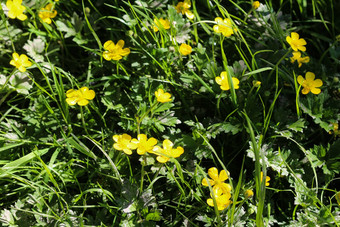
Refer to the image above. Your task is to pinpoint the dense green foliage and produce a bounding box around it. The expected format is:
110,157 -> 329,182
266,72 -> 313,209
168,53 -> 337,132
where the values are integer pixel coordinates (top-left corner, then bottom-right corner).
0,0 -> 339,226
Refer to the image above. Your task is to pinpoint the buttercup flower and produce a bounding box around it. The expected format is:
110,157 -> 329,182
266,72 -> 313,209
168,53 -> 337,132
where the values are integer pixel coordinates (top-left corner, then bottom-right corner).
131,134 -> 158,155
290,51 -> 310,67
10,53 -> 32,72
179,43 -> 192,55
207,188 -> 232,211
153,18 -> 170,32
253,80 -> 261,87
39,3 -> 57,24
175,0 -> 194,20
297,72 -> 323,95
286,32 -> 307,52
65,87 -> 96,106
253,1 -> 260,10
112,134 -> 138,155
153,139 -> 184,163
213,17 -> 237,37
155,88 -> 172,103
6,0 -> 27,21
261,171 -> 270,186
215,71 -> 240,91
202,167 -> 232,194
245,189 -> 254,198
102,40 -> 130,61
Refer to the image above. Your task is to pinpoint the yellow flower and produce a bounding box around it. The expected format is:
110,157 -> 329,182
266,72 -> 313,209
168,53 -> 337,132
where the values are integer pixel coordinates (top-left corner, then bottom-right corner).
153,18 -> 171,32
10,53 -> 32,72
207,188 -> 232,211
336,192 -> 340,205
155,88 -> 172,103
213,17 -> 237,37
38,3 -> 57,24
253,1 -> 260,9
297,72 -> 323,95
286,32 -> 307,52
103,40 -> 130,61
112,134 -> 138,155
131,134 -> 158,155
245,189 -> 254,198
202,167 -> 232,194
6,0 -> 27,21
260,171 -> 270,186
153,139 -> 184,163
253,80 -> 261,87
215,71 -> 240,91
179,43 -> 192,55
175,0 -> 194,20
290,51 -> 310,67
65,87 -> 96,106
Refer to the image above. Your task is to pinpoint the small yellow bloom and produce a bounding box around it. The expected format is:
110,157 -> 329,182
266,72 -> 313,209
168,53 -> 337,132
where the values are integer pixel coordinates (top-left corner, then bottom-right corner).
260,171 -> 270,186
179,43 -> 192,55
10,53 -> 32,72
175,0 -> 194,20
202,167 -> 232,194
245,189 -> 254,198
252,1 -> 260,10
253,80 -> 261,87
213,17 -> 237,37
207,188 -> 232,211
155,88 -> 172,103
286,32 -> 307,52
103,40 -> 130,61
290,51 -> 310,67
112,134 -> 138,155
65,87 -> 95,106
215,71 -> 240,91
297,72 -> 323,95
153,18 -> 171,32
153,139 -> 184,163
39,3 -> 57,24
131,134 -> 158,155
6,0 -> 27,21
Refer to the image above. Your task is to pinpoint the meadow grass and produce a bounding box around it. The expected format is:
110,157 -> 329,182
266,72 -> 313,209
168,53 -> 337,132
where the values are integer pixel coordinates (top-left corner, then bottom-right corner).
0,0 -> 340,226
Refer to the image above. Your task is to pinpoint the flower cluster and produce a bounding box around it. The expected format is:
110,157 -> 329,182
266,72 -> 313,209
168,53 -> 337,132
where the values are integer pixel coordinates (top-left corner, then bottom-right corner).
112,133 -> 184,163
202,167 -> 232,210
286,32 -> 323,95
261,171 -> 270,186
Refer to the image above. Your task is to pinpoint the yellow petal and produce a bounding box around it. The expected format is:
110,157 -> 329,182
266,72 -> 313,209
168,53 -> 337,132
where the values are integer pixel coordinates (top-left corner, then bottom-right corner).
291,32 -> 299,40
208,167 -> 219,181
232,77 -> 240,89
297,75 -> 305,85
120,48 -> 130,56
286,36 -> 292,45
77,98 -> 89,106
103,40 -> 115,51
219,170 -> 228,181
313,79 -> 323,87
66,97 -> 78,105
116,40 -> 125,48
202,178 -> 214,186
302,87 -> 310,94
311,88 -> 321,94
207,198 -> 214,207
215,77 -> 222,85
305,72 -> 315,81
185,10 -> 194,20
156,155 -> 169,163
